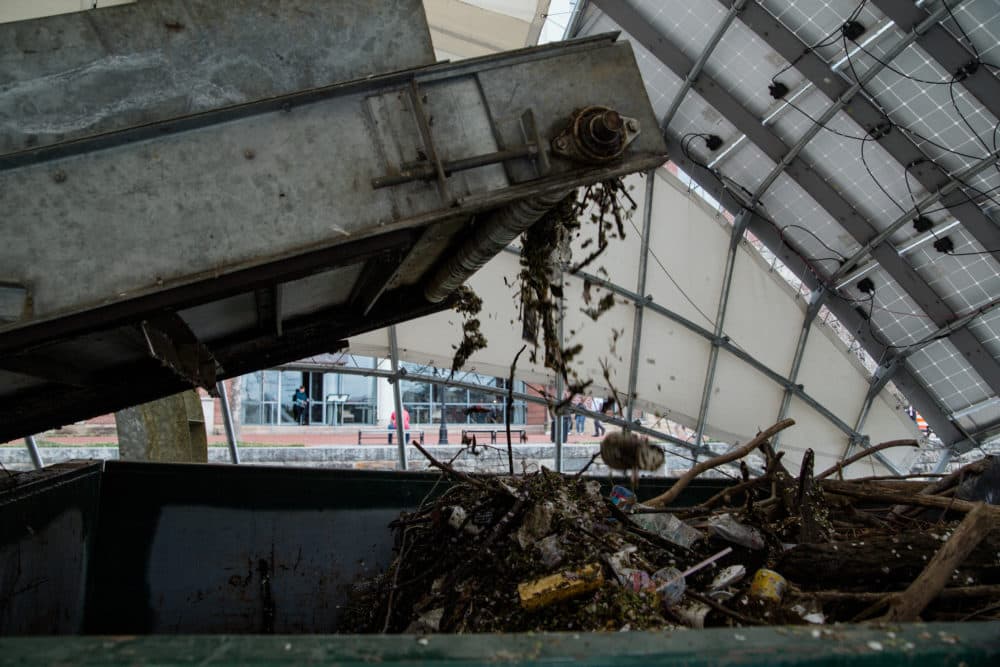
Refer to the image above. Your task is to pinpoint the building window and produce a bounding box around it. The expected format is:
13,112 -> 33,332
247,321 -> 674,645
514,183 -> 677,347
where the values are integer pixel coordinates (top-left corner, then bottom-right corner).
240,367 -> 376,425
399,364 -> 526,425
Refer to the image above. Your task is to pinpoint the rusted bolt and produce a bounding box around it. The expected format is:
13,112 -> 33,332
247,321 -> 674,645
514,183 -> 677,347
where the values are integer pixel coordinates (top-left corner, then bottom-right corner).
244,149 -> 256,160
52,169 -> 67,183
554,137 -> 568,150
626,119 -> 639,132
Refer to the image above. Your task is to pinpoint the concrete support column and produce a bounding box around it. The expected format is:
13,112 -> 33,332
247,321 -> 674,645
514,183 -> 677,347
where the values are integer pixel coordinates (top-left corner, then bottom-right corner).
115,389 -> 209,462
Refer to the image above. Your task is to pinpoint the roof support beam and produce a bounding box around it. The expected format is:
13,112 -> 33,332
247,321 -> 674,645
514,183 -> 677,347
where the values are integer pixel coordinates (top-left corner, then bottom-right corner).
666,133 -> 966,447
595,0 -> 999,439
728,0 -> 1000,266
743,1 -> 952,200
694,211 -> 750,447
576,265 -> 862,443
871,0 -> 1000,123
771,287 -> 828,450
969,416 -> 1000,443
624,171 -> 655,425
660,0 -> 747,129
695,5 -> 1000,406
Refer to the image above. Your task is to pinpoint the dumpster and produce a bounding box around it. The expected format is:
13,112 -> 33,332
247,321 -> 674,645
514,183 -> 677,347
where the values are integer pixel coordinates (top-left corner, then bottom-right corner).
0,460 -> 997,665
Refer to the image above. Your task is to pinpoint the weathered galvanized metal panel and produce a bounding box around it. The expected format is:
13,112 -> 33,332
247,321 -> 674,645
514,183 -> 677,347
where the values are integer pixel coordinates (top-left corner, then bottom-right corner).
0,0 -> 435,154
0,37 -> 665,327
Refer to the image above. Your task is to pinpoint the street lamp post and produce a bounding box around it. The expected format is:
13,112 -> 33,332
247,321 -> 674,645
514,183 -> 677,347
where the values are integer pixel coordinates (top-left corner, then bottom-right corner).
438,385 -> 449,444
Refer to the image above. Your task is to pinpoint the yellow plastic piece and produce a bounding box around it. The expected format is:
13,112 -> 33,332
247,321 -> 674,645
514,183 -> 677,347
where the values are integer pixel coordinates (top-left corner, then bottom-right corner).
749,568 -> 787,602
517,563 -> 605,610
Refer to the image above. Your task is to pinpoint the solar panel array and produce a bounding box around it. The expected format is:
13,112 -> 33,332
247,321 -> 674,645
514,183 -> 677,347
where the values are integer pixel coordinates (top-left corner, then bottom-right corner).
581,0 -> 1000,449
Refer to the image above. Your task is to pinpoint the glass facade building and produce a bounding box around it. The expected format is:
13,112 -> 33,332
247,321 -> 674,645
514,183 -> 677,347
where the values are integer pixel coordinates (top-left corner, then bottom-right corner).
241,366 -> 378,426
239,357 -> 526,426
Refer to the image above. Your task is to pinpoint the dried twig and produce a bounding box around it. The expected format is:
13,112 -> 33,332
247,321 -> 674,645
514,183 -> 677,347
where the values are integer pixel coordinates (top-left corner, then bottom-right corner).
884,502 -> 994,622
815,439 -> 918,481
805,584 -> 1000,603
821,479 -> 1000,518
411,440 -> 489,489
686,590 -> 760,626
505,344 -> 527,475
643,419 -> 795,508
574,452 -> 602,478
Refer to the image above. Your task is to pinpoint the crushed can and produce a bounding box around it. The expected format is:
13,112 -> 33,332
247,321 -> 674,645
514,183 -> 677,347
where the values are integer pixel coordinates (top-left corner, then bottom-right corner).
749,568 -> 787,602
609,485 -> 637,511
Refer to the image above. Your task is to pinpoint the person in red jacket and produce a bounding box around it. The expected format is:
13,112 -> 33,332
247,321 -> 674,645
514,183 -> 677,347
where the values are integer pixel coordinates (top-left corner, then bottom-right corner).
388,408 -> 410,444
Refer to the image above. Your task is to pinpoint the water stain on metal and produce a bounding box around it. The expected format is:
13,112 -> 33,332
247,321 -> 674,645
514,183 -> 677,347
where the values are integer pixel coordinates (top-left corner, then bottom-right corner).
258,558 -> 275,634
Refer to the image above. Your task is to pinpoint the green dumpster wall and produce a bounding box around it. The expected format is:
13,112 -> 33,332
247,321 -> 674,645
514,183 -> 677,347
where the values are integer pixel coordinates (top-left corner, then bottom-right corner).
0,460 -> 996,665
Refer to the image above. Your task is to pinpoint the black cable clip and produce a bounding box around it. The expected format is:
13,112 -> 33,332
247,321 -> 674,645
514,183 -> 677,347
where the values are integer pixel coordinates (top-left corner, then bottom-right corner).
953,60 -> 979,82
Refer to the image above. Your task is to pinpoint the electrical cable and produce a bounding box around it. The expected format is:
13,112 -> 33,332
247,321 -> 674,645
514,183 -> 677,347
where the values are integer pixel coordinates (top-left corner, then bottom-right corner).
778,96 -> 871,142
778,224 -> 847,265
847,38 -> 956,85
948,78 -> 1000,179
837,34 -> 1000,257
770,0 -> 868,84
625,215 -> 717,328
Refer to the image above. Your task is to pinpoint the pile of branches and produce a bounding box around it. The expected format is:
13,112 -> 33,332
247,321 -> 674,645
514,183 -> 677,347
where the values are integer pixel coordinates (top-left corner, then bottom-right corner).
340,424 -> 1000,633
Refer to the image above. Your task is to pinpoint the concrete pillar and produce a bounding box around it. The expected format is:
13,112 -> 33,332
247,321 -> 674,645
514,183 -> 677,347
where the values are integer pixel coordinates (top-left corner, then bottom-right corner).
115,389 -> 209,462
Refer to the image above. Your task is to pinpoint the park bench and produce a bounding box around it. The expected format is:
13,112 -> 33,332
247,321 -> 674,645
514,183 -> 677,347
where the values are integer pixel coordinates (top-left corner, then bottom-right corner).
461,428 -> 527,444
358,429 -> 425,445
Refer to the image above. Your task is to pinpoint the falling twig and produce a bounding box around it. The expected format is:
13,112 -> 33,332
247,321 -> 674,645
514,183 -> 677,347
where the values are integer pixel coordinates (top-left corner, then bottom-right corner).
815,439 -> 918,481
643,419 -> 795,508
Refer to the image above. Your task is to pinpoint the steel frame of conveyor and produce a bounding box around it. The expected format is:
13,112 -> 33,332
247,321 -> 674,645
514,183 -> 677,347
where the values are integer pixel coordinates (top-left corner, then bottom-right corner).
592,0 -> 993,448
0,287 -> 455,444
0,35 -> 674,363
0,34 -> 616,172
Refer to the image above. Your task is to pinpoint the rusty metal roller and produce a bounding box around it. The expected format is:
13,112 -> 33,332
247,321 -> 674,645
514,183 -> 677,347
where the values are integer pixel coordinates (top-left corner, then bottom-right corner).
423,189 -> 570,303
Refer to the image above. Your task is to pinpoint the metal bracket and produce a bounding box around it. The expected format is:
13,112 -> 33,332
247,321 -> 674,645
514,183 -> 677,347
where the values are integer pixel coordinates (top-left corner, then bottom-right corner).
373,105 -> 549,189
140,313 -> 218,391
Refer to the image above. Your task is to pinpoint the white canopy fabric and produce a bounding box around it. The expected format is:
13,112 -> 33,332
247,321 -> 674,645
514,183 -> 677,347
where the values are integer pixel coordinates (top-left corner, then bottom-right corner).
351,168 -> 920,477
